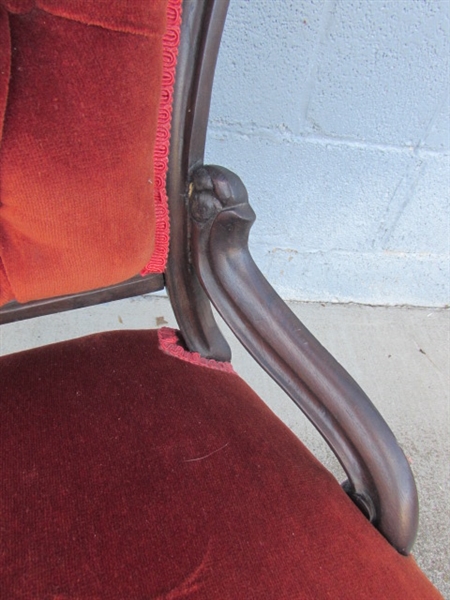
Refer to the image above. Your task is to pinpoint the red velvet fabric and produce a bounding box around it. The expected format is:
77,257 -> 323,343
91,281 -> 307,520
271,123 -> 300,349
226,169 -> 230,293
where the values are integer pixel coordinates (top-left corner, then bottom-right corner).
0,330 -> 443,599
0,1 -> 177,306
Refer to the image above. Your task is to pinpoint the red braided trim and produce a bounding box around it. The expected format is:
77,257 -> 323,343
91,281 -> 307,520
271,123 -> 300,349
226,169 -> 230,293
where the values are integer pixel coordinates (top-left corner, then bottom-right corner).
158,327 -> 236,374
141,0 -> 182,275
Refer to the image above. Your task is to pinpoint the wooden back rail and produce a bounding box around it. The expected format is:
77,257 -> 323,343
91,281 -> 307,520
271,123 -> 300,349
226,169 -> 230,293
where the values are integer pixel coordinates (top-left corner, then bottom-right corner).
0,0 -> 418,555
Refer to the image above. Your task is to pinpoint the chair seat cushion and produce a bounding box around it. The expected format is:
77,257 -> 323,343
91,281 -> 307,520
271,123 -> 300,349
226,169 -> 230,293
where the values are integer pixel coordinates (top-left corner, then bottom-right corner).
0,329 -> 442,599
0,1 -> 179,306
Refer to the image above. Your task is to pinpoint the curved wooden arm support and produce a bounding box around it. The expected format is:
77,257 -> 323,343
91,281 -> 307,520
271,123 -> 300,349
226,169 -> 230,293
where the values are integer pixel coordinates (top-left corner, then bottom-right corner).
188,164 -> 419,555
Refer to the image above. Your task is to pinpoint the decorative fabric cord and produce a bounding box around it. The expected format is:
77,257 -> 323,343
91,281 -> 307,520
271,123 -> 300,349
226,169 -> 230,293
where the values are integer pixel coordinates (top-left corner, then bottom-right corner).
141,0 -> 182,275
158,327 -> 236,374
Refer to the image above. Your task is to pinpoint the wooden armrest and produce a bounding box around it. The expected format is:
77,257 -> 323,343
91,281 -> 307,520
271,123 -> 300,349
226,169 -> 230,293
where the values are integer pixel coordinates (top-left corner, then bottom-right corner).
188,164 -> 418,555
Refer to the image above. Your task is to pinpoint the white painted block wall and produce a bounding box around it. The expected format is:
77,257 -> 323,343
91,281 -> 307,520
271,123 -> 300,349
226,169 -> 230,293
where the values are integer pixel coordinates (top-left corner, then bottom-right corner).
206,0 -> 449,306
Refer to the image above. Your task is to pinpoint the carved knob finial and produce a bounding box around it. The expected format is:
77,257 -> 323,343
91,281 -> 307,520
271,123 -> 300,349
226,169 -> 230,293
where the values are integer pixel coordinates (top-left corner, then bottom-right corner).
189,165 -> 249,224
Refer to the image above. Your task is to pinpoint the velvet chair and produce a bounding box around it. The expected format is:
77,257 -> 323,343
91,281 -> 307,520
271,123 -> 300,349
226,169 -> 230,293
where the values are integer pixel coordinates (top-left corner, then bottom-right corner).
0,1 -> 444,598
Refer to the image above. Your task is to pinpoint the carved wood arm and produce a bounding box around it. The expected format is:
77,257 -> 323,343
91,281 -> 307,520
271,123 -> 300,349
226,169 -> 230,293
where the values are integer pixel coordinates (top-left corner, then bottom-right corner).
188,164 -> 418,555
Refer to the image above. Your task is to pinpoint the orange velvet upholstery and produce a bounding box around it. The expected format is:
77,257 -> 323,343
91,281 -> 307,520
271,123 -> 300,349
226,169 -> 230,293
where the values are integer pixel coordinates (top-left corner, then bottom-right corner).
0,329 -> 443,599
0,1 -> 177,306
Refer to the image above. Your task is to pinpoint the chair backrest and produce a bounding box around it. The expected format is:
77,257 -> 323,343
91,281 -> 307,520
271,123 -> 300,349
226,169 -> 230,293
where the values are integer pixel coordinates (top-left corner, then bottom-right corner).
0,0 -> 419,555
0,0 -> 226,337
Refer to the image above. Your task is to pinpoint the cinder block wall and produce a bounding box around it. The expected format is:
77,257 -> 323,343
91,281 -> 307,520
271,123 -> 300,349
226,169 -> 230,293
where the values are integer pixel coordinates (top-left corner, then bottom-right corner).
206,0 -> 449,307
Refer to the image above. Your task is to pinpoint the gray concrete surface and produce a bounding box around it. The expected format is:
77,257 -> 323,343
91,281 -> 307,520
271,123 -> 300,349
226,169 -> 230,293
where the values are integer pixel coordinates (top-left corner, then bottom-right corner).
1,296 -> 448,597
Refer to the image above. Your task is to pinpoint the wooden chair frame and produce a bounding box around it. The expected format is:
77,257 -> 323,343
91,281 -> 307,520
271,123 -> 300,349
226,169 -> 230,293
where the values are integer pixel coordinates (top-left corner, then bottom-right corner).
0,0 -> 418,555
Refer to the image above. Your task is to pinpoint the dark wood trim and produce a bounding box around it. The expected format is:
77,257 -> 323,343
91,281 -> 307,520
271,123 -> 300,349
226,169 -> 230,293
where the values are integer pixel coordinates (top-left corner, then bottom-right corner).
164,0 -> 232,361
188,164 -> 419,555
0,274 -> 164,324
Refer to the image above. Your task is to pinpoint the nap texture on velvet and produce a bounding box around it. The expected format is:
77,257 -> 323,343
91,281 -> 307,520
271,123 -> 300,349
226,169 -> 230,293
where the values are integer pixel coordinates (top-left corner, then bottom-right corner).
0,0 -> 178,306
0,329 -> 443,599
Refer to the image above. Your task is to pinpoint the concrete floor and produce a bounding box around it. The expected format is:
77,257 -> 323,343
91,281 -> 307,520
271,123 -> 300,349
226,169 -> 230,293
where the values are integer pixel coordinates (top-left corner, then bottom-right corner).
1,296 -> 449,597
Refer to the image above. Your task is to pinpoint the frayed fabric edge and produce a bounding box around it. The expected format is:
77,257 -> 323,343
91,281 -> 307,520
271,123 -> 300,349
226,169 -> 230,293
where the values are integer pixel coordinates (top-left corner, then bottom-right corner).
158,327 -> 235,374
